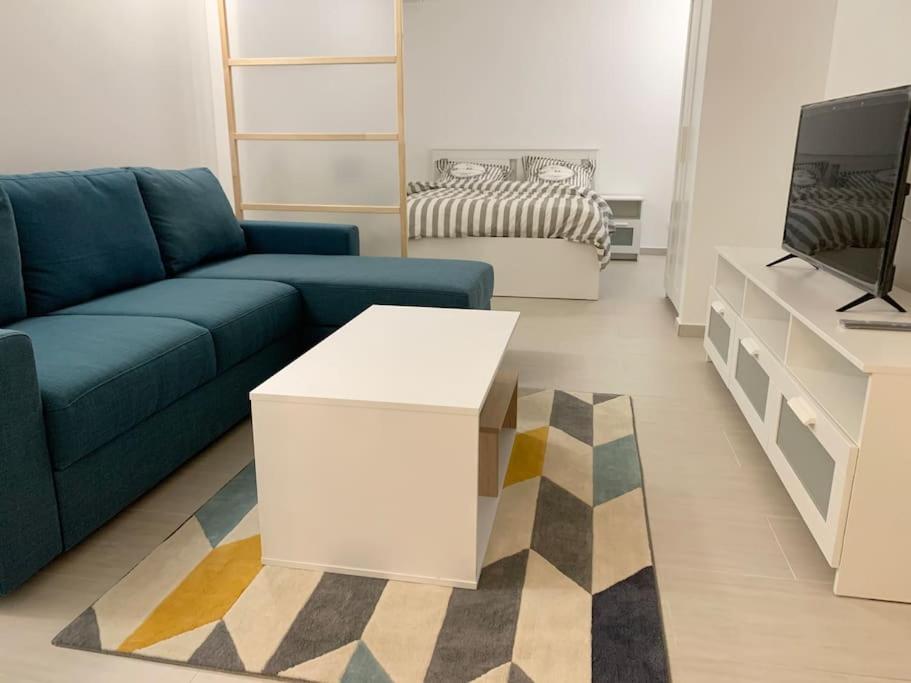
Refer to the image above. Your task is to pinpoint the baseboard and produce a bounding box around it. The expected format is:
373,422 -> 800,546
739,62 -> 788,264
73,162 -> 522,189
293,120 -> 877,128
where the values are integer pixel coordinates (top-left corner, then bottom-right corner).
675,318 -> 705,337
640,246 -> 667,255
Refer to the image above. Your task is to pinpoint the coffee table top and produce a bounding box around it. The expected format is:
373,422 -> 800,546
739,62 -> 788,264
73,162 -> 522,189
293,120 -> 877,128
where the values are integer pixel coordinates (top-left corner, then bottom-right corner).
251,305 -> 519,415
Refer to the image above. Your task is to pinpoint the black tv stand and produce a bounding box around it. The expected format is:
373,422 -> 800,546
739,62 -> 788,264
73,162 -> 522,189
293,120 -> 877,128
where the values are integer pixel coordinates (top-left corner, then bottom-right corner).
767,254 -> 905,312
837,292 -> 907,313
766,253 -> 818,269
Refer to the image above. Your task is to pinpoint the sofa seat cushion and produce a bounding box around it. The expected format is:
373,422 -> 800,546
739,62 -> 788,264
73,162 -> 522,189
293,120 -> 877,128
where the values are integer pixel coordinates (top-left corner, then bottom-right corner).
54,279 -> 302,372
8,315 -> 216,470
131,168 -> 246,275
181,254 -> 494,326
0,169 -> 166,315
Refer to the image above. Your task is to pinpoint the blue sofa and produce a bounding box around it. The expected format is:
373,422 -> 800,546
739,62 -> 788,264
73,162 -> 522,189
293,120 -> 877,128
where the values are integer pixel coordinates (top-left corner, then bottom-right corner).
0,167 -> 493,594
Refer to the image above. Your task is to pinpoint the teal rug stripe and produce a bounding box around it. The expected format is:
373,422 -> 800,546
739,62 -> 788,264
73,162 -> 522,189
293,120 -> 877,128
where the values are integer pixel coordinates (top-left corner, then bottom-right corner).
195,462 -> 257,547
594,434 -> 642,506
342,642 -> 393,683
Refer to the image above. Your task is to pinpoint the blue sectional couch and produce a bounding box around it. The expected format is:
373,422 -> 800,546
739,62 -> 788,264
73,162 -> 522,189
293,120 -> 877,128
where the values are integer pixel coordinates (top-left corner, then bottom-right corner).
0,167 -> 493,594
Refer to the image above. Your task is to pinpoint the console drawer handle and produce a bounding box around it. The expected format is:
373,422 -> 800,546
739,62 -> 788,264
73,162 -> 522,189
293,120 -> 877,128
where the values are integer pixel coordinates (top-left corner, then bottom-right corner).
711,301 -> 726,317
741,338 -> 760,358
788,396 -> 817,428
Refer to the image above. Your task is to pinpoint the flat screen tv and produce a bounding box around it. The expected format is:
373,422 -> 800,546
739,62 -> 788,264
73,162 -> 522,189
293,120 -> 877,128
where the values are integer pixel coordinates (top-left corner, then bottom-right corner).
775,85 -> 911,312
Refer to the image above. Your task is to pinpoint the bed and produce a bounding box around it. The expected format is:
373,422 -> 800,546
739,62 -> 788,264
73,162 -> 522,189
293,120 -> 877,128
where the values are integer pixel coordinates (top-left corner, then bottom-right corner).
407,149 -> 612,300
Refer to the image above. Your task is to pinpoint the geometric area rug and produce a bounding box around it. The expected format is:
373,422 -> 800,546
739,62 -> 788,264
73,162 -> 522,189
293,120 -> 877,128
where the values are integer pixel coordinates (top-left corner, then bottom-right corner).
54,390 -> 669,682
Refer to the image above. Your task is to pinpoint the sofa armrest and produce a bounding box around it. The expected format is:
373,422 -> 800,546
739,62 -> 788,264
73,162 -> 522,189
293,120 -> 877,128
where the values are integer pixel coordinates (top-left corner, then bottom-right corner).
241,220 -> 360,256
0,329 -> 62,594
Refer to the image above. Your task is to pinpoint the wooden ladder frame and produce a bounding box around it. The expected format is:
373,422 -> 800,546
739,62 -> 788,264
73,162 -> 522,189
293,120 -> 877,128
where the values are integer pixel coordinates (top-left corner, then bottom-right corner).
215,0 -> 409,256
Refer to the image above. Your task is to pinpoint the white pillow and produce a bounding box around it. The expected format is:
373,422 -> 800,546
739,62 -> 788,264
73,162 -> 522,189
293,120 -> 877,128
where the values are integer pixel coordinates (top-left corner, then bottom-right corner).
792,168 -> 818,187
524,155 -> 595,189
435,159 -> 511,182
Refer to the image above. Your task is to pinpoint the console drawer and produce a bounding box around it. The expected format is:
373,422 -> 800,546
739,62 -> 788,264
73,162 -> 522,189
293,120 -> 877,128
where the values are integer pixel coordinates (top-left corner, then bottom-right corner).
729,326 -> 775,443
766,374 -> 858,566
704,291 -> 738,381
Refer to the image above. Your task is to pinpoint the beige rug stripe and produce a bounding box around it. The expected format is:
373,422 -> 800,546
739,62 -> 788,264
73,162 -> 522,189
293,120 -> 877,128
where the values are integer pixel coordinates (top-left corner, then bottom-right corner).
543,427 -> 593,504
593,396 -> 634,445
278,641 -> 357,682
93,518 -> 212,650
223,565 -> 324,672
512,551 -> 592,683
593,488 -> 652,593
483,477 -> 539,567
517,389 -> 554,432
362,581 -> 452,682
134,621 -> 217,661
471,662 -> 512,682
217,506 -> 260,547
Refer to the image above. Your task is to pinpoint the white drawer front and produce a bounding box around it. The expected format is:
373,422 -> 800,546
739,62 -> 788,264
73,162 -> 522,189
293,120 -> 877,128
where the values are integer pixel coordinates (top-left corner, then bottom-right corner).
704,291 -> 738,381
728,324 -> 775,445
766,371 -> 858,566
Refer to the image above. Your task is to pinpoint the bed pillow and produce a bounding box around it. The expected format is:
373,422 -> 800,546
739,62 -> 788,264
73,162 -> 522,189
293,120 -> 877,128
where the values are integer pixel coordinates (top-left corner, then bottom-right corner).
435,159 -> 511,182
524,155 -> 596,189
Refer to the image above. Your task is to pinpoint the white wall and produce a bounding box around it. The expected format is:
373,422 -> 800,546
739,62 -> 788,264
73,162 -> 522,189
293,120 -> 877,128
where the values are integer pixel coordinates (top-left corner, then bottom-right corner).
403,0 -> 690,249
673,0 -> 837,326
824,0 -> 911,289
0,0 -> 217,174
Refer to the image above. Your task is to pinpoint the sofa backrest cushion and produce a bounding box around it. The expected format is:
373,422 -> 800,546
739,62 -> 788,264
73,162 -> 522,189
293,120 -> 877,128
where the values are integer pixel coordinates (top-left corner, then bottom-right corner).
0,186 -> 27,325
1,169 -> 166,315
131,167 -> 246,275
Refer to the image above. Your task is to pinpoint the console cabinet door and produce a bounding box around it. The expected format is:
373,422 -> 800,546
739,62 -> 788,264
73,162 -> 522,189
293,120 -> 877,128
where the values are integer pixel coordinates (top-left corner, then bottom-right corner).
704,291 -> 737,381
765,370 -> 859,566
728,325 -> 774,444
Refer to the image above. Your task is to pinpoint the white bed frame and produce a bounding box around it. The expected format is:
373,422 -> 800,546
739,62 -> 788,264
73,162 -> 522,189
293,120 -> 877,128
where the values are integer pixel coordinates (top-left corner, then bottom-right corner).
407,148 -> 602,300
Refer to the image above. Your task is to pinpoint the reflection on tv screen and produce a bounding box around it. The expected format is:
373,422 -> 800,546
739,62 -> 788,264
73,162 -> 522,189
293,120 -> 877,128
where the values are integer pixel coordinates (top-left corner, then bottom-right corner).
783,89 -> 910,287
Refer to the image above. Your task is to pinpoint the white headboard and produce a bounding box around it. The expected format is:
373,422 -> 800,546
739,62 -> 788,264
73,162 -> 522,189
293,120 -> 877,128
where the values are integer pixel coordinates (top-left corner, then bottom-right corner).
429,148 -> 599,188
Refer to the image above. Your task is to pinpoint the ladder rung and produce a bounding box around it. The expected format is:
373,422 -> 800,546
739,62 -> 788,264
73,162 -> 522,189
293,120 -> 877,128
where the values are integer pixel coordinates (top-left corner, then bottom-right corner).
228,56 -> 397,67
234,132 -> 398,142
242,203 -> 401,214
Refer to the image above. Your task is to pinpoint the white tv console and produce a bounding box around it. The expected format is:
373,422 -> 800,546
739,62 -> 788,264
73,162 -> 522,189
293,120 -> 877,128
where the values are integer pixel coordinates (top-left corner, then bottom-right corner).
705,247 -> 911,602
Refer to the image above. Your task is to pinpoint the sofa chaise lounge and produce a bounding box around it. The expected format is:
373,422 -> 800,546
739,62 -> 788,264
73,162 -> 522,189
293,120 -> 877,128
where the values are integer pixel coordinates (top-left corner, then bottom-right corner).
0,167 -> 493,594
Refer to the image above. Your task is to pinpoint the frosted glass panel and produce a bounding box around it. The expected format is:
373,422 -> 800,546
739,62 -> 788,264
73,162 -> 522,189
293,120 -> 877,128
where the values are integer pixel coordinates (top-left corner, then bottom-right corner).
227,0 -> 395,58
612,225 -> 635,247
234,66 -> 396,133
247,210 -> 402,257
707,309 -> 731,361
735,344 -> 769,419
239,141 -> 399,205
776,398 -> 834,518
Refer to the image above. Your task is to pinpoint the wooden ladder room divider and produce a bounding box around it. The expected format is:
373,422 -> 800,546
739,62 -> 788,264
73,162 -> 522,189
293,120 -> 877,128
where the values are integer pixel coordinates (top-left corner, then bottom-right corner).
216,0 -> 409,256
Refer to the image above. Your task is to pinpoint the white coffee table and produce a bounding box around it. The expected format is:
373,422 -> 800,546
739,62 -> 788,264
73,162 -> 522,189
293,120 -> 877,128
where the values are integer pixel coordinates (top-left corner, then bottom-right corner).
250,305 -> 519,589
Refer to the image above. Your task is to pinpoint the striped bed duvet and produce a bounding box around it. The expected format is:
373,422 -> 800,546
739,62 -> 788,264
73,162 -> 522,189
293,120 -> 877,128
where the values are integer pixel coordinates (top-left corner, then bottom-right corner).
407,179 -> 612,268
784,171 -> 892,255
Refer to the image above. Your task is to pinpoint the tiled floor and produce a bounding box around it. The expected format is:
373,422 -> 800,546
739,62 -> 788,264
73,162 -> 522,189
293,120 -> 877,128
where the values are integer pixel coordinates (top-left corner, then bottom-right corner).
2,255 -> 910,682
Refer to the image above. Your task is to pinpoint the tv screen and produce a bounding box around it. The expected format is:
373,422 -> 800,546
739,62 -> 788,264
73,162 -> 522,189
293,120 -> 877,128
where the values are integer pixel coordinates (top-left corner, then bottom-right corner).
782,86 -> 911,295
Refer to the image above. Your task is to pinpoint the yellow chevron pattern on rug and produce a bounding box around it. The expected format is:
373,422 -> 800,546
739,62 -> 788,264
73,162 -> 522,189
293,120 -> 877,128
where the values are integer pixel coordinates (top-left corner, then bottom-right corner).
54,390 -> 669,682
503,425 -> 548,486
118,535 -> 262,653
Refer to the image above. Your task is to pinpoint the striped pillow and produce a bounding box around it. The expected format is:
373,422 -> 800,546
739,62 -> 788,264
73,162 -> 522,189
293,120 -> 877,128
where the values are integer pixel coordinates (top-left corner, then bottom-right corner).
524,155 -> 596,189
436,159 -> 511,182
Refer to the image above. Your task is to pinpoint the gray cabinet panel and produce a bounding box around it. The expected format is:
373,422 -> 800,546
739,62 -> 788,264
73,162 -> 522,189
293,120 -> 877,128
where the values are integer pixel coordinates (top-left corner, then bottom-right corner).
707,309 -> 731,361
776,398 -> 835,518
735,343 -> 769,419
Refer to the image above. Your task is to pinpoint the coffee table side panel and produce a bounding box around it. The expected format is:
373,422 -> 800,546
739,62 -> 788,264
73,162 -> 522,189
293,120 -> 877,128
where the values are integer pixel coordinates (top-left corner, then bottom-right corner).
251,399 -> 481,586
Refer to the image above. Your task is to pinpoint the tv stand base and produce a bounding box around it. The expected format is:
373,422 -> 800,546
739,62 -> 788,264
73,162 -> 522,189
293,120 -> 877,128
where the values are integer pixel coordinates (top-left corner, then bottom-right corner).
837,292 -> 907,313
766,253 -> 818,269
